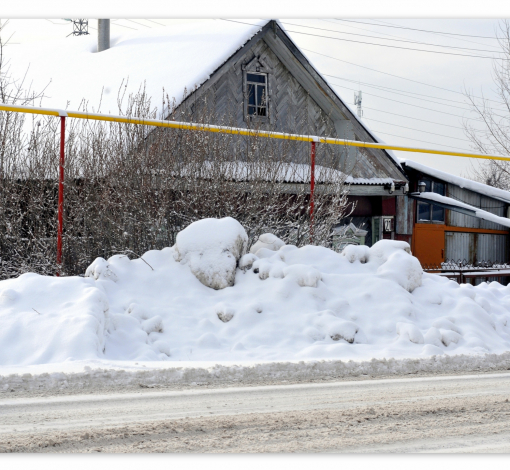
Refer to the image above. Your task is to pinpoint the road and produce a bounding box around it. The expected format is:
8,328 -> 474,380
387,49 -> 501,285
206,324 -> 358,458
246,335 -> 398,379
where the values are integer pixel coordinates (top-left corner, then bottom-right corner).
1,372 -> 510,452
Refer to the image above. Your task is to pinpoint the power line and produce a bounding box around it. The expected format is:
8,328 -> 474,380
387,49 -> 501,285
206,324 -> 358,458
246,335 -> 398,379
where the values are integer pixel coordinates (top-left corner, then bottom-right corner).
110,20 -> 137,30
369,129 -> 474,151
301,47 -> 507,106
328,80 -> 486,122
320,19 -> 497,50
281,27 -> 503,60
124,19 -> 152,29
222,19 -> 505,60
365,19 -> 499,49
363,106 -> 470,131
324,74 -> 477,111
280,21 -> 502,54
363,117 -> 472,142
337,19 -> 499,39
145,19 -> 166,26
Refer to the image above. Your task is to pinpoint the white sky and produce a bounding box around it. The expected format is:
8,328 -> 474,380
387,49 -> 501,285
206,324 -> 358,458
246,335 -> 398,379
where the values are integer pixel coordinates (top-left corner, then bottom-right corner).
0,14 -> 507,179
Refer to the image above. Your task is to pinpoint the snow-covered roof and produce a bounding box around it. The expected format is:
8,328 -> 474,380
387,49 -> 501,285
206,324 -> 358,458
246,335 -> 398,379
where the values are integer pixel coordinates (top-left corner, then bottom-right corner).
174,161 -> 399,185
401,159 -> 510,204
5,20 -> 267,115
5,20 -> 403,174
417,192 -> 510,229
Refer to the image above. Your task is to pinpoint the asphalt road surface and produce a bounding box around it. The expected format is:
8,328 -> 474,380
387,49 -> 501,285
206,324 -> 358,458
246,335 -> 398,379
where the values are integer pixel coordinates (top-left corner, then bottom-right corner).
1,372 -> 510,452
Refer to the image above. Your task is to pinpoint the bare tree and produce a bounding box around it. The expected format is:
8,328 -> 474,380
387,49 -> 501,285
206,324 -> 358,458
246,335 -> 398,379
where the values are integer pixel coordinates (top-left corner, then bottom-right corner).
464,20 -> 510,189
0,52 -> 357,278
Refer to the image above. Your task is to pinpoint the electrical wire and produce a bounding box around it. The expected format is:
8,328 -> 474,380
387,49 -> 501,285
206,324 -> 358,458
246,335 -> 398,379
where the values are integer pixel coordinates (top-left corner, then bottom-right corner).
124,19 -> 152,29
301,47 -> 507,106
324,74 -> 478,111
368,129 -> 474,151
362,106 -> 469,131
363,117 -> 472,142
337,19 -> 499,39
364,18 -> 500,49
145,19 -> 166,27
280,21 -> 502,54
110,20 -> 137,30
222,19 -> 505,60
328,81 -> 486,122
320,19 -> 497,50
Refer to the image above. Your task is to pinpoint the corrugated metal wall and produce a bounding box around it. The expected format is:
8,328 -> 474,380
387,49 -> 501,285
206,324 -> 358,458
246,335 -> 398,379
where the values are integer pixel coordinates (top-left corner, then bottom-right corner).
445,232 -> 475,263
479,195 -> 507,230
445,231 -> 507,264
477,233 -> 508,263
447,185 -> 508,231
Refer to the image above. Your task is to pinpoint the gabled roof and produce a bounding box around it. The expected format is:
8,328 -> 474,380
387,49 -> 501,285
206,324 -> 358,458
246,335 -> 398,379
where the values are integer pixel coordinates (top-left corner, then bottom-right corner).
177,19 -> 405,180
6,19 -> 405,181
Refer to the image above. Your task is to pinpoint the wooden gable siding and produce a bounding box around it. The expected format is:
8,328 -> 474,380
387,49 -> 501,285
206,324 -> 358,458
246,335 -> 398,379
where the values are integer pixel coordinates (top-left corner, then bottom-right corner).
171,24 -> 404,181
174,40 -> 348,171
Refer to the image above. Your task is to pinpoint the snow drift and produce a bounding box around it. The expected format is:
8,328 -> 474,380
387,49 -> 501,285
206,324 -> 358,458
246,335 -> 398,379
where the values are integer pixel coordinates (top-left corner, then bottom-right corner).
174,217 -> 248,289
1,217 -> 510,367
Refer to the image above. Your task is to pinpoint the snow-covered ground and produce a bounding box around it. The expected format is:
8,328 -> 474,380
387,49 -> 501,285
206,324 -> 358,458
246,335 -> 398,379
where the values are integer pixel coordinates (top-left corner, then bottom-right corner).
1,216 -> 510,388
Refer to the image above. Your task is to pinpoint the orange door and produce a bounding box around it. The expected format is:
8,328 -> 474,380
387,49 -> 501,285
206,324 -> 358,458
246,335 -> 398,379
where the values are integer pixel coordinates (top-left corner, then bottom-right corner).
412,224 -> 445,267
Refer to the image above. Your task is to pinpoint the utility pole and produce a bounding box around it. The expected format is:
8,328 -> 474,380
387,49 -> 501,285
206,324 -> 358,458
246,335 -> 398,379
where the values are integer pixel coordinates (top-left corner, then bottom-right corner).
354,90 -> 363,118
98,19 -> 110,52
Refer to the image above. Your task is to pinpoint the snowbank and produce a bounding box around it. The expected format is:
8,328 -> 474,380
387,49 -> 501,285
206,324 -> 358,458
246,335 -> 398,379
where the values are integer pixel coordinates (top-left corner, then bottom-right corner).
174,217 -> 248,289
0,274 -> 108,366
1,217 -> 510,368
2,353 -> 510,395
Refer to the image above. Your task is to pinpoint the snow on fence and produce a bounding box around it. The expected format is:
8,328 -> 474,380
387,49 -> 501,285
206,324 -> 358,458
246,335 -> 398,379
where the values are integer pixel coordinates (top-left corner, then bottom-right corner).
423,259 -> 510,285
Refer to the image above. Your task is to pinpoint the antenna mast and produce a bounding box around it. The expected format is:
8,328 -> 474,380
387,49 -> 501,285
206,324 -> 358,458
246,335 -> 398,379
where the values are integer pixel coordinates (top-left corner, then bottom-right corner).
64,19 -> 89,36
354,90 -> 363,118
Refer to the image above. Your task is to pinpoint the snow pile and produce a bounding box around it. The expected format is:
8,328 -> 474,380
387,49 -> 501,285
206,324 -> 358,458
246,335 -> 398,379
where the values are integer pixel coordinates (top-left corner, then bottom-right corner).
2,353 -> 510,394
250,233 -> 285,254
174,217 -> 248,289
1,217 -> 510,368
0,274 -> 108,366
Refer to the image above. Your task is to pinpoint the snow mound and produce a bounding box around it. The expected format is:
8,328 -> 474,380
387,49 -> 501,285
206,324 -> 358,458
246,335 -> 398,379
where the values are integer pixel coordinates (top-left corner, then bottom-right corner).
341,245 -> 370,264
342,240 -> 422,292
328,321 -> 360,343
85,257 -> 118,282
174,217 -> 248,290
250,233 -> 285,255
0,274 -> 108,366
2,218 -> 510,367
283,264 -> 322,288
396,322 -> 424,344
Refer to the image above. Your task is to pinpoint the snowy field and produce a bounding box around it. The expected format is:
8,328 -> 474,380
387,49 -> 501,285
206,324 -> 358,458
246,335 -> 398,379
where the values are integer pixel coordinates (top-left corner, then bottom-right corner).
1,217 -> 510,387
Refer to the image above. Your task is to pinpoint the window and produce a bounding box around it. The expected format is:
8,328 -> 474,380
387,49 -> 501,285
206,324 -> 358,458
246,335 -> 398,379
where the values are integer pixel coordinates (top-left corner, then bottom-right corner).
417,179 -> 446,223
246,73 -> 268,117
243,56 -> 271,123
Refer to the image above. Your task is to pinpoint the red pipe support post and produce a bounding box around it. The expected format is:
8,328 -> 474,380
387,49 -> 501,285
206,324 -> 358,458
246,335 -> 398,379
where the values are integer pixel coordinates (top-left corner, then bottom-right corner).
56,116 -> 65,275
310,140 -> 316,244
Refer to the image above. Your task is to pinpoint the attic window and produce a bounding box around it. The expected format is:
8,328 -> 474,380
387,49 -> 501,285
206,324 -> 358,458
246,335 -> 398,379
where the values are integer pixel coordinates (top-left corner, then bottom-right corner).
246,72 -> 268,117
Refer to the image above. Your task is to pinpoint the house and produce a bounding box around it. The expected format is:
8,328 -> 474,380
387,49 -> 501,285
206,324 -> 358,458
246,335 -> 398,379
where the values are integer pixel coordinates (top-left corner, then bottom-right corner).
154,19 -> 410,246
401,159 -> 510,268
13,19 -> 509,265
